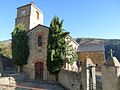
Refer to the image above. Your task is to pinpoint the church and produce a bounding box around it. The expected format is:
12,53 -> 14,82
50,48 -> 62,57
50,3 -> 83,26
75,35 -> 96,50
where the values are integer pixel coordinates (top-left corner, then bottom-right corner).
15,3 -> 79,80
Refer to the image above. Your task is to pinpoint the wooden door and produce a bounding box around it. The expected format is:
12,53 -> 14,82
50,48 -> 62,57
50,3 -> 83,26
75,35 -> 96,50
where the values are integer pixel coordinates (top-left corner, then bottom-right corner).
35,62 -> 43,80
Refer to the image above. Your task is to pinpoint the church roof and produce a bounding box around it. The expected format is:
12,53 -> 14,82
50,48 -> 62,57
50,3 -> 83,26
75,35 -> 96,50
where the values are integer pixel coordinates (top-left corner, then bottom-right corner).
77,43 -> 104,52
27,24 -> 49,33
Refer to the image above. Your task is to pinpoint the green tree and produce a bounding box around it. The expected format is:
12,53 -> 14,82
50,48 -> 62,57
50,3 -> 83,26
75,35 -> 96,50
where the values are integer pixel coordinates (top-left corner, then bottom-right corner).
47,16 -> 69,81
65,36 -> 78,65
0,43 -> 12,58
11,23 -> 29,72
0,43 -> 4,54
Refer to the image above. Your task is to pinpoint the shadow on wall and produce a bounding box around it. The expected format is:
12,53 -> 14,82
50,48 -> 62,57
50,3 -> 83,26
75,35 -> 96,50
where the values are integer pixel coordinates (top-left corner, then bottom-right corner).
0,54 -> 16,72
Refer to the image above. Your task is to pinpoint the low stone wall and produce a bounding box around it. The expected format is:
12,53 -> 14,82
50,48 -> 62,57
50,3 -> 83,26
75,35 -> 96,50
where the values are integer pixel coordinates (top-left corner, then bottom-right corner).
0,73 -> 27,86
101,66 -> 119,90
8,73 -> 28,82
58,69 -> 81,90
118,76 -> 120,90
0,77 -> 16,85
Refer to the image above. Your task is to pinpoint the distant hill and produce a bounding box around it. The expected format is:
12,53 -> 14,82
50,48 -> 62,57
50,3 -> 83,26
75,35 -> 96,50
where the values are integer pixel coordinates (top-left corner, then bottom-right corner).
76,38 -> 120,61
0,39 -> 11,46
1,38 -> 120,61
0,39 -> 12,58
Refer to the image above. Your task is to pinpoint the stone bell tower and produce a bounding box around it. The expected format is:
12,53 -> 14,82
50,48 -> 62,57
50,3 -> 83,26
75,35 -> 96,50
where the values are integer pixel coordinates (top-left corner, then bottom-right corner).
15,3 -> 44,31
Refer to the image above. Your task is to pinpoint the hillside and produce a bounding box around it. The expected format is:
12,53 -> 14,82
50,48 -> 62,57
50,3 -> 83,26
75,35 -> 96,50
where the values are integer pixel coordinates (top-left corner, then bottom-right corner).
0,39 -> 11,45
1,38 -> 120,61
0,39 -> 12,58
76,38 -> 120,61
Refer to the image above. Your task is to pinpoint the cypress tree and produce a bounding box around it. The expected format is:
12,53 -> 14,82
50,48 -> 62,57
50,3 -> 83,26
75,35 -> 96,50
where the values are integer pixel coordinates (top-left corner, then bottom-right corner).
11,23 -> 29,72
47,16 -> 69,80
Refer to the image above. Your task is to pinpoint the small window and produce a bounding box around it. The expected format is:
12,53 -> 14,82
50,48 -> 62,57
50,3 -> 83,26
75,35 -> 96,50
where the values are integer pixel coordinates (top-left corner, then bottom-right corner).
36,11 -> 39,20
38,35 -> 42,46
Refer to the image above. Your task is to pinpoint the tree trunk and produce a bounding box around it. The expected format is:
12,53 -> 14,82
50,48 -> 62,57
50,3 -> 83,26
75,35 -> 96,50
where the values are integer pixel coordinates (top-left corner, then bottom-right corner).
17,66 -> 20,73
55,73 -> 58,81
20,65 -> 23,72
17,65 -> 23,73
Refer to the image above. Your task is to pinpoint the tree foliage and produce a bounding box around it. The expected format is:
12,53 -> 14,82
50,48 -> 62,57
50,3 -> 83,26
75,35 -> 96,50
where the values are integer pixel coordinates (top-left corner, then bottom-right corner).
65,36 -> 78,65
11,23 -> 29,71
47,16 -> 69,76
0,43 -> 12,58
0,43 -> 4,54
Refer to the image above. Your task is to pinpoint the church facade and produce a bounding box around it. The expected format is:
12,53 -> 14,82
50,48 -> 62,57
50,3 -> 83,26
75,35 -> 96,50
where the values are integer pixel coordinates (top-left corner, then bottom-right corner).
15,3 -> 79,80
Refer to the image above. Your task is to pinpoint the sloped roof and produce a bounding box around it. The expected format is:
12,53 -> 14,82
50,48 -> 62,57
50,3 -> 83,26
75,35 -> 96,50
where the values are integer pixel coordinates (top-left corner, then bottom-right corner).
77,43 -> 104,52
27,24 -> 49,33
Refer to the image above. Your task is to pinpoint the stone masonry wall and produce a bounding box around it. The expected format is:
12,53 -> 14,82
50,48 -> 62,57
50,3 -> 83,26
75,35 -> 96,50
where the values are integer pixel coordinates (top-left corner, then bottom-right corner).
24,25 -> 49,80
118,76 -> 120,90
101,66 -> 119,90
78,51 -> 104,66
58,69 -> 82,90
101,57 -> 120,90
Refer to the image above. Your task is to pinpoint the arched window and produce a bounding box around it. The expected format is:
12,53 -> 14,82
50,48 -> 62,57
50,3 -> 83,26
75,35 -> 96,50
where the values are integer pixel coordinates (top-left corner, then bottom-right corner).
38,35 -> 42,46
36,11 -> 39,20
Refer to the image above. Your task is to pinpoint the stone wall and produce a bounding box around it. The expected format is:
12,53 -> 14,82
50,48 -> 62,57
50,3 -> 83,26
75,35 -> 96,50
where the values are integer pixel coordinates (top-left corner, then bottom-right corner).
24,25 -> 49,80
101,56 -> 120,90
58,58 -> 96,90
78,51 -> 104,66
0,73 -> 27,85
118,76 -> 120,90
58,69 -> 81,90
101,66 -> 118,90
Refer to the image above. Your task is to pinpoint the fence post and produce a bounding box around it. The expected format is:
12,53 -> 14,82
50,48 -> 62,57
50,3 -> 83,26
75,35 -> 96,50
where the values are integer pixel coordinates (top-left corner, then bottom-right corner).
81,57 -> 96,90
